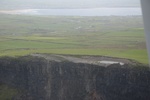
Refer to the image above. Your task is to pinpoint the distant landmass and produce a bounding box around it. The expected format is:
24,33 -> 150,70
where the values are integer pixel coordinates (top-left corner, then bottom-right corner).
0,0 -> 140,9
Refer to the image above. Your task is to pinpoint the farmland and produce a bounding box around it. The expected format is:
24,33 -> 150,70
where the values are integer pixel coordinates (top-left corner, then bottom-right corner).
0,14 -> 148,64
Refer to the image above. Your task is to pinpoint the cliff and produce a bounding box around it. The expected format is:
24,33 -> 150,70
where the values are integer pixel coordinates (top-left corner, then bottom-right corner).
0,54 -> 150,100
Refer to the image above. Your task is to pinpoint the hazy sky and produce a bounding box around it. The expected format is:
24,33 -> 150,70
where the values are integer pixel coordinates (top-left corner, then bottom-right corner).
0,0 -> 140,9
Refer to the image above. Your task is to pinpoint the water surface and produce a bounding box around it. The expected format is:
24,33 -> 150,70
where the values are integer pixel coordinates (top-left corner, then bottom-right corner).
0,8 -> 142,16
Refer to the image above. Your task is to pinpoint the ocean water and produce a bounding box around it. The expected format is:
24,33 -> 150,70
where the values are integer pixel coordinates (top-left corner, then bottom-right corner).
0,8 -> 142,16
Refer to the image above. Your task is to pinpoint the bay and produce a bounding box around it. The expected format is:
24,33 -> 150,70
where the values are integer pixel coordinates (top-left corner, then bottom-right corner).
0,8 -> 142,16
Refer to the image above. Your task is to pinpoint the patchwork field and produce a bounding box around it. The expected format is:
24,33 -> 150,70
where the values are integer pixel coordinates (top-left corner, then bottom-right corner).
0,14 -> 148,64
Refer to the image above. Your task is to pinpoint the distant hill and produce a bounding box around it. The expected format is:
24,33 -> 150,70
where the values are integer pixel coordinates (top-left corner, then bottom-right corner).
0,0 -> 140,9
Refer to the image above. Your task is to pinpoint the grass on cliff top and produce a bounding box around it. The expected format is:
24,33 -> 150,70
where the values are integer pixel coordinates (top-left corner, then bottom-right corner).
0,49 -> 148,64
0,14 -> 148,64
0,84 -> 19,100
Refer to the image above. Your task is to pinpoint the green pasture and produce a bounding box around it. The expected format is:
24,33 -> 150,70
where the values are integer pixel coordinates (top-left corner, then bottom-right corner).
0,14 -> 148,64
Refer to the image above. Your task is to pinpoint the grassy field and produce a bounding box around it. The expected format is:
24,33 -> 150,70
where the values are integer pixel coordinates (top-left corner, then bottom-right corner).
0,14 -> 148,64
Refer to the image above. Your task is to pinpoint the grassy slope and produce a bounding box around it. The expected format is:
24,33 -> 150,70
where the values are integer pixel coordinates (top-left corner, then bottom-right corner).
0,14 -> 148,64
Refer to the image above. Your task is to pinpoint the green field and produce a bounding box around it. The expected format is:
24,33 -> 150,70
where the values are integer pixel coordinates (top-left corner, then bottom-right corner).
0,14 -> 148,64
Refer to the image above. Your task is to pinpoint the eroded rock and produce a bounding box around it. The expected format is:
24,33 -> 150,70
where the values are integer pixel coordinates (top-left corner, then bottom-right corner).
0,54 -> 149,100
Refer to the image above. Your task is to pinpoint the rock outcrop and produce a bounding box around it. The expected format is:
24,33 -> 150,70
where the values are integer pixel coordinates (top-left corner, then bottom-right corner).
0,54 -> 150,100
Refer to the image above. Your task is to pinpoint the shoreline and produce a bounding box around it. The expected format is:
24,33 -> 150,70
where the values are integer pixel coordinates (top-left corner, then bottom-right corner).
0,7 -> 141,16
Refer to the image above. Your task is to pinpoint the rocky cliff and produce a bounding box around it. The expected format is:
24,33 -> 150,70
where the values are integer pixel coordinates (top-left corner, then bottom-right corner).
0,54 -> 150,100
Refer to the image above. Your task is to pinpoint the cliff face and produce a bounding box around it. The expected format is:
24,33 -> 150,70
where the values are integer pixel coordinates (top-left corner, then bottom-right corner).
0,55 -> 150,100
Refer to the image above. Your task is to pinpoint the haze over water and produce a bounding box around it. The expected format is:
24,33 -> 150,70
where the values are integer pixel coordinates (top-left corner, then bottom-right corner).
0,7 -> 142,16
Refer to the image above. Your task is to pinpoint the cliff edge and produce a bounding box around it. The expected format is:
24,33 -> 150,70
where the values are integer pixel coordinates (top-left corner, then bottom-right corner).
0,54 -> 149,100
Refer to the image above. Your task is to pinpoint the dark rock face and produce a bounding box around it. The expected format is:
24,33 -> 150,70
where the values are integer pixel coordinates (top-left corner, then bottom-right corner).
0,56 -> 150,100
